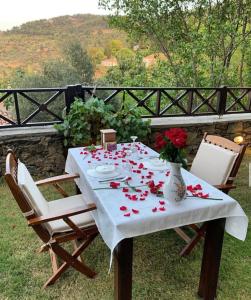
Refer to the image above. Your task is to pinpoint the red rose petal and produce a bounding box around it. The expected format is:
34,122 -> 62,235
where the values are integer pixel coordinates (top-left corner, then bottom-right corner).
110,182 -> 120,189
201,193 -> 209,198
159,200 -> 165,205
195,184 -> 202,190
120,206 -> 127,211
159,207 -> 166,211
124,213 -> 131,217
132,209 -> 139,214
152,207 -> 157,212
130,195 -> 138,201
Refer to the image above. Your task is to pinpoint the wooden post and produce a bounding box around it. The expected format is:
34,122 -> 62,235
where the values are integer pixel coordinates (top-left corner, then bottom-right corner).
217,86 -> 227,115
65,84 -> 82,113
198,218 -> 226,300
114,238 -> 133,300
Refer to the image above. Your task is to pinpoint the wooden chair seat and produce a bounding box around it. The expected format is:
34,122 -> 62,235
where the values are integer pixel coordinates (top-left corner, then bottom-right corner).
5,149 -> 99,287
175,133 -> 246,256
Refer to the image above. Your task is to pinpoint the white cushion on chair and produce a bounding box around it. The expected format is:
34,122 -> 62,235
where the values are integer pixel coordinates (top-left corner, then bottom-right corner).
18,161 -> 49,215
47,194 -> 95,234
190,141 -> 238,185
18,161 -> 95,234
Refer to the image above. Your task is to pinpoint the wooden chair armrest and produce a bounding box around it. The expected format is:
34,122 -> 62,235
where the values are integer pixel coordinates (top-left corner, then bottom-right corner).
28,203 -> 96,226
35,173 -> 79,186
214,184 -> 236,191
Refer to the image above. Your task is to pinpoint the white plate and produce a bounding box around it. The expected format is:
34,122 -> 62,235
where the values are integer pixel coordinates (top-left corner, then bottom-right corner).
87,169 -> 120,179
143,158 -> 169,171
96,164 -> 115,174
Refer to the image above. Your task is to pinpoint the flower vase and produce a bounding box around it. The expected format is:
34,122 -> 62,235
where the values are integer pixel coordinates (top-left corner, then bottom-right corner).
163,162 -> 186,205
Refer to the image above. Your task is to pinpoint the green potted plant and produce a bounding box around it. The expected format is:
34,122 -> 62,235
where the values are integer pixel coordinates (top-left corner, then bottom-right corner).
55,97 -> 151,153
55,97 -> 113,147
107,106 -> 151,143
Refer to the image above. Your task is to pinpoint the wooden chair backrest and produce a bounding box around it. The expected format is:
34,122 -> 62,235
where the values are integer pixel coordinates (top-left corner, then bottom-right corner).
203,133 -> 246,185
5,150 -> 50,243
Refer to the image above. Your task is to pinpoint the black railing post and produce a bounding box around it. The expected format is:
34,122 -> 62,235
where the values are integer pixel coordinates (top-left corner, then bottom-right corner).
187,89 -> 193,115
156,90 -> 161,116
13,92 -> 21,125
217,86 -> 227,115
65,84 -> 83,113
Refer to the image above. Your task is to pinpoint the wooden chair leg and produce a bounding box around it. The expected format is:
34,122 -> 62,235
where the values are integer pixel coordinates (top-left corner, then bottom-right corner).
49,249 -> 59,274
44,233 -> 98,287
180,223 -> 207,257
174,227 -> 191,243
52,183 -> 69,198
72,240 -> 83,262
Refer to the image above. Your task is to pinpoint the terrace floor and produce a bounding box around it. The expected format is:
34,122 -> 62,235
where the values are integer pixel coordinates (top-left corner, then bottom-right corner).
0,151 -> 251,300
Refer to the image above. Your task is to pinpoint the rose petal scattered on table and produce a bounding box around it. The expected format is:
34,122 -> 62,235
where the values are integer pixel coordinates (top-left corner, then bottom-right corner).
110,182 -> 120,189
120,206 -> 127,211
132,209 -> 139,214
124,213 -> 131,217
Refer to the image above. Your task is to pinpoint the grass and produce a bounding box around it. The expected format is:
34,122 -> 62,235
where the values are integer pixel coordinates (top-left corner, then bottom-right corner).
0,152 -> 251,300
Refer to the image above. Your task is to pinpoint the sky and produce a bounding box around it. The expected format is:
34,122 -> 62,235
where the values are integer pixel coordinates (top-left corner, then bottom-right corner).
0,0 -> 108,30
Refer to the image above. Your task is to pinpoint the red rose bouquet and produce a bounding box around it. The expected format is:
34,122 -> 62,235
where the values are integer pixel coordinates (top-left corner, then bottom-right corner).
155,128 -> 187,168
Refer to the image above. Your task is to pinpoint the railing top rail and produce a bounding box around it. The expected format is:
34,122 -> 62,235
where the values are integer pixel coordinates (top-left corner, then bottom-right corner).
0,87 -> 67,93
80,86 -> 223,90
1,86 -> 251,93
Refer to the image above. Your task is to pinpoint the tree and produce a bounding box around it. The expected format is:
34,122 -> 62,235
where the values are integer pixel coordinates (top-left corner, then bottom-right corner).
104,53 -> 148,86
99,0 -> 251,87
115,48 -> 135,72
104,39 -> 124,57
9,61 -> 83,122
88,47 -> 106,65
64,41 -> 94,84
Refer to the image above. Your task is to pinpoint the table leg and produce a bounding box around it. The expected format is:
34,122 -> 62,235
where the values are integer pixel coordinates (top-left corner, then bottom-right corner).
114,238 -> 133,300
198,218 -> 226,300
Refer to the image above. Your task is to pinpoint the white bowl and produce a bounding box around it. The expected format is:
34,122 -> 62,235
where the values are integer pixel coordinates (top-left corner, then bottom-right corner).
95,165 -> 115,174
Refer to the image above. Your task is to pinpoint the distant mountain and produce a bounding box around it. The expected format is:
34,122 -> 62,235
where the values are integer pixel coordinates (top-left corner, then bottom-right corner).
0,14 -> 128,81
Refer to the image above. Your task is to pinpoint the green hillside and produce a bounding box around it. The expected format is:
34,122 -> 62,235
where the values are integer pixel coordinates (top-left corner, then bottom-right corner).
0,14 -> 128,81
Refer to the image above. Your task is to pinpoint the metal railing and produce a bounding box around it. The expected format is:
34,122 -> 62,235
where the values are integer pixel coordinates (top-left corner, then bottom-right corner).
0,85 -> 251,128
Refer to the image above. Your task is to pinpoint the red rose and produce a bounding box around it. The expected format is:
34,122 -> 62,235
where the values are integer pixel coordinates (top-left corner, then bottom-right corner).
164,128 -> 187,148
155,132 -> 167,150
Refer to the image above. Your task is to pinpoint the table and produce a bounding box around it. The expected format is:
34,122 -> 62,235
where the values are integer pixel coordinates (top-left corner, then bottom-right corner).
65,143 -> 248,300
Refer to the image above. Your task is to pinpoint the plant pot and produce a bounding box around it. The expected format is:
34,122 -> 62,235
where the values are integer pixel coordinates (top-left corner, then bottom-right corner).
163,162 -> 186,205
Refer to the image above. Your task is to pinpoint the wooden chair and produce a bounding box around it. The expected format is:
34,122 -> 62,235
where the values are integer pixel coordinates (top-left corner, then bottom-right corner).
175,133 -> 246,256
5,149 -> 99,287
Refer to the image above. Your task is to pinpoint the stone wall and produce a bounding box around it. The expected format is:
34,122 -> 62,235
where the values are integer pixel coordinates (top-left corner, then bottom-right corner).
0,127 -> 65,179
0,114 -> 250,178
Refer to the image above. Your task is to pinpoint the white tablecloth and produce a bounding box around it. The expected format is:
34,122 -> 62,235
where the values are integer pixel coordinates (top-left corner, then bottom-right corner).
65,143 -> 248,256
